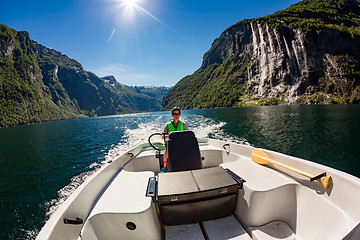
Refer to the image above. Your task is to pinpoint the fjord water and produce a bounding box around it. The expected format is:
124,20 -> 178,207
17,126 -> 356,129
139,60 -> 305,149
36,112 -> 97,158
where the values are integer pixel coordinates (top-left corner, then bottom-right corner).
1,105 -> 359,239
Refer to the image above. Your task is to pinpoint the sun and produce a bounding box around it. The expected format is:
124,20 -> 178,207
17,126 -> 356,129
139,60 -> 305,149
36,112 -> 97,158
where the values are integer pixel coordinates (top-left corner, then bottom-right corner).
122,0 -> 139,8
108,0 -> 165,31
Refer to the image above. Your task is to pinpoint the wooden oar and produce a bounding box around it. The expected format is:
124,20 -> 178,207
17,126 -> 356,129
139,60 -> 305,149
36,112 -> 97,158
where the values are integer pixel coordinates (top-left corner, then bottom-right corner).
251,148 -> 332,190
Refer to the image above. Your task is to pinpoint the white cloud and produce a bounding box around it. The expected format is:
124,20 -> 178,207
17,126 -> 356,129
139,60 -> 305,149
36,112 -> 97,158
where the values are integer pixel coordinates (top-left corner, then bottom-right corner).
92,63 -> 159,86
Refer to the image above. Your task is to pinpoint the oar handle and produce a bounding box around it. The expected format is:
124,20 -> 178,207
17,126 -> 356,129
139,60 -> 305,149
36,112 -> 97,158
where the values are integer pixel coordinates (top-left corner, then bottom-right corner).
253,152 -> 313,178
270,159 -> 313,179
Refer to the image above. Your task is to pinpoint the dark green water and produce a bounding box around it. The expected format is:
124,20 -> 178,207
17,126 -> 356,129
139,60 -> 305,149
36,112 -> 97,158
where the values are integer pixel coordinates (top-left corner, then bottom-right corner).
201,105 -> 360,177
0,105 -> 359,239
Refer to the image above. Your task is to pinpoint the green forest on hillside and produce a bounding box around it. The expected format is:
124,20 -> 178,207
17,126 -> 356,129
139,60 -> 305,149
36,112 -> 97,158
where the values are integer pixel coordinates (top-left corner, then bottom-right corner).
163,55 -> 251,109
0,25 -> 83,127
256,0 -> 360,37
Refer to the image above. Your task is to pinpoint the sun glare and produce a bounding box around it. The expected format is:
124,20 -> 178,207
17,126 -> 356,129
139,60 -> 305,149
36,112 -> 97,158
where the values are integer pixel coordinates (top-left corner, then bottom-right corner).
107,0 -> 166,40
112,0 -> 141,20
122,0 -> 138,8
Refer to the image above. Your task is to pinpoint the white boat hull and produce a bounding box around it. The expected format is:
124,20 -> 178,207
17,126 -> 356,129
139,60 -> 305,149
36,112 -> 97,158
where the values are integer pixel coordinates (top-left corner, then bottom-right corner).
36,137 -> 360,240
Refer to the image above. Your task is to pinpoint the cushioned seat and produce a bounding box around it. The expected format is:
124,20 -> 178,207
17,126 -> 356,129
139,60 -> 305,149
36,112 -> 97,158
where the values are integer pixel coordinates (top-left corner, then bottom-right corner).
167,130 -> 202,172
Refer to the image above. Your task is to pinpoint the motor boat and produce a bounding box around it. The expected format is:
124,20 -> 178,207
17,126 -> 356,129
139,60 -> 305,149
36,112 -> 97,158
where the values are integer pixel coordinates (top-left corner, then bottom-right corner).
36,131 -> 360,239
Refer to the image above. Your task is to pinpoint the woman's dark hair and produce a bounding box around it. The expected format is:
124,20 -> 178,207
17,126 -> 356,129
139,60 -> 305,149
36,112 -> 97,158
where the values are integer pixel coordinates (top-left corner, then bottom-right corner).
171,107 -> 181,114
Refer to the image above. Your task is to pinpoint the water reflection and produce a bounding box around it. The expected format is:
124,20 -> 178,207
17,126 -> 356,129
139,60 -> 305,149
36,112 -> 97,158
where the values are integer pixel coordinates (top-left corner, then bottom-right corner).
202,105 -> 360,178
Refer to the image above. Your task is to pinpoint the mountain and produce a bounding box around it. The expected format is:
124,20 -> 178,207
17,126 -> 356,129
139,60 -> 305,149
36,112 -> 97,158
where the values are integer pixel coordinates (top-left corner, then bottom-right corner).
100,75 -> 170,113
162,0 -> 360,110
0,24 -> 170,127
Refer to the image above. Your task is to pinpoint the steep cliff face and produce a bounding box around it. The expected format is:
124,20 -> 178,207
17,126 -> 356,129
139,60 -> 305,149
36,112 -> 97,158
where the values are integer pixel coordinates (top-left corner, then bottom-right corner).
0,25 -> 83,127
163,0 -> 360,110
0,24 -> 169,127
205,21 -> 360,103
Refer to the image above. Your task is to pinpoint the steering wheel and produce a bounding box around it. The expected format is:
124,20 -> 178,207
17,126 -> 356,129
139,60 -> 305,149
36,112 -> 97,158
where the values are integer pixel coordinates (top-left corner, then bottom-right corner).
148,132 -> 165,151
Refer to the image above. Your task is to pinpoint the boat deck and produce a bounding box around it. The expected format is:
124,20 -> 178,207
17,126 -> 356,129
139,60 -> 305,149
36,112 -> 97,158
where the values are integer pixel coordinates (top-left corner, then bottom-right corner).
165,215 -> 297,240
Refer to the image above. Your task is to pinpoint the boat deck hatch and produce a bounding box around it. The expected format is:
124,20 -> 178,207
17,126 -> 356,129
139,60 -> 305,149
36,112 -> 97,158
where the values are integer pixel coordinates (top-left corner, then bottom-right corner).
147,167 -> 245,226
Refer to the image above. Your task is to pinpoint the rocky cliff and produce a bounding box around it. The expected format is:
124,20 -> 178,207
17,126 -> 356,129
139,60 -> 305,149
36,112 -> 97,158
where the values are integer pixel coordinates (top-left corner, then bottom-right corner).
0,24 -> 169,127
162,0 -> 360,109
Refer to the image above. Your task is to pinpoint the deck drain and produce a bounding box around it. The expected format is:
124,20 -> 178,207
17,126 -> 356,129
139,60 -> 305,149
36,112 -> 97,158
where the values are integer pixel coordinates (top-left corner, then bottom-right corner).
126,222 -> 136,230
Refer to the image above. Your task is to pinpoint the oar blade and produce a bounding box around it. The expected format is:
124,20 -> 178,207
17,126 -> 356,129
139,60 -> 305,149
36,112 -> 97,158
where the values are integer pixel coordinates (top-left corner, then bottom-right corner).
319,175 -> 332,190
252,148 -> 271,165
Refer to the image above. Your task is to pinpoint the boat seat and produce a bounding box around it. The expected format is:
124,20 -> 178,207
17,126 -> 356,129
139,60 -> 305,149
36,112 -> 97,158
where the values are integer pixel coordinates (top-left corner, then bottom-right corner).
167,130 -> 202,172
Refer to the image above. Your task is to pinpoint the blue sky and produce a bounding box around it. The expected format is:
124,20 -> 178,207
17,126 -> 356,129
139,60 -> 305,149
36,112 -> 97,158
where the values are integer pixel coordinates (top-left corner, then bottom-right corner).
1,0 -> 298,86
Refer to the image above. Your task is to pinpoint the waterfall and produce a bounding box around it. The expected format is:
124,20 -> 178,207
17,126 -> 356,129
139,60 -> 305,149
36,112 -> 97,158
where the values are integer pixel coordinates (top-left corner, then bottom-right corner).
291,40 -> 302,75
282,32 -> 293,64
250,22 -> 259,57
249,22 -> 260,97
273,28 -> 282,53
294,29 -> 308,76
280,27 -> 300,82
257,22 -> 268,96
266,24 -> 276,88
266,24 -> 275,54
246,22 -> 310,102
